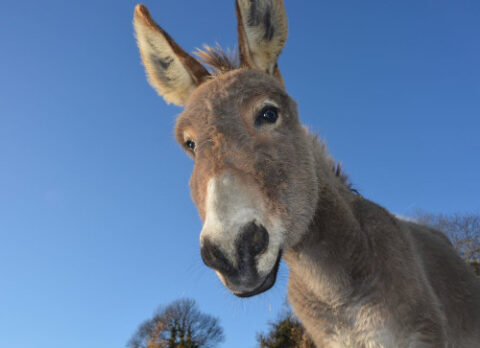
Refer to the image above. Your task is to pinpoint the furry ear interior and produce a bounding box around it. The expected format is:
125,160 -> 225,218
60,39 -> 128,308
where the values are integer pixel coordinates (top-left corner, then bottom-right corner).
133,4 -> 210,106
236,0 -> 288,80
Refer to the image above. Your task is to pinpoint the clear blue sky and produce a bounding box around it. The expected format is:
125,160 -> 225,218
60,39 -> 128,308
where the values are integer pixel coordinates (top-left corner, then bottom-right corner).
1,1 -> 479,347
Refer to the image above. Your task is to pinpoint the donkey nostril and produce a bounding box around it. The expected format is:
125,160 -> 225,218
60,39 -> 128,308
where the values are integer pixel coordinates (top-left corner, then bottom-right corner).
200,237 -> 234,275
241,222 -> 269,257
251,226 -> 269,255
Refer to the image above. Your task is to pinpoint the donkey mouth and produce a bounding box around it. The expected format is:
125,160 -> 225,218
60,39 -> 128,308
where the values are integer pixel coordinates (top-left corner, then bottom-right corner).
233,249 -> 282,298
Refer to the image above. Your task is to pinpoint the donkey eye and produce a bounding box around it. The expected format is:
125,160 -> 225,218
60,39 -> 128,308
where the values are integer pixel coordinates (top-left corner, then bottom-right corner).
255,107 -> 278,127
185,139 -> 196,151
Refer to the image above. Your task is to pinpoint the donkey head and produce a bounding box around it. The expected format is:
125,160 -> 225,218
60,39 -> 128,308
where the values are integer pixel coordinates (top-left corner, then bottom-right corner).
134,1 -> 318,297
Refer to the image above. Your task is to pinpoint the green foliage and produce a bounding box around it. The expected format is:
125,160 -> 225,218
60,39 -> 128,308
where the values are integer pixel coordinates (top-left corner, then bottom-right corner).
257,312 -> 314,348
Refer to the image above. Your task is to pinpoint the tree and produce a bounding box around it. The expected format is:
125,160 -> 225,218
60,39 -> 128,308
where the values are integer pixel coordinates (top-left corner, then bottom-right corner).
127,298 -> 224,348
414,211 -> 480,276
257,311 -> 315,348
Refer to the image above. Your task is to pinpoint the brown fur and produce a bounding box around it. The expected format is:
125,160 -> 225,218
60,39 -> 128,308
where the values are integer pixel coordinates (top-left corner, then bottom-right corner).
133,2 -> 480,346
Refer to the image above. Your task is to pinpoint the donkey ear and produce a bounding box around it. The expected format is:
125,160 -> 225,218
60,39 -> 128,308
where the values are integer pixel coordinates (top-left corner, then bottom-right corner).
236,0 -> 288,79
133,4 -> 210,106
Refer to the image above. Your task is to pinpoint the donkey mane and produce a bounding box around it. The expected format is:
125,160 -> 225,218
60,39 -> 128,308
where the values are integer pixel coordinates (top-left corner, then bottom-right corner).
307,130 -> 357,193
195,44 -> 241,74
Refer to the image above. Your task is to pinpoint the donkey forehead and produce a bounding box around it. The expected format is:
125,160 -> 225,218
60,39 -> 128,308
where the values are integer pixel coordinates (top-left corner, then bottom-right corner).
178,69 -> 286,124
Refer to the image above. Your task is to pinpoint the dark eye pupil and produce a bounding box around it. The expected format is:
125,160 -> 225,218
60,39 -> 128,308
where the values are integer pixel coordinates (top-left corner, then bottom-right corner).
185,140 -> 196,151
256,107 -> 278,126
263,109 -> 277,122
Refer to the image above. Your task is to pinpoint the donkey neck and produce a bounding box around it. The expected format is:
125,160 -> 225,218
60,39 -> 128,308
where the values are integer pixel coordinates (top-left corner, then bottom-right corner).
284,149 -> 376,305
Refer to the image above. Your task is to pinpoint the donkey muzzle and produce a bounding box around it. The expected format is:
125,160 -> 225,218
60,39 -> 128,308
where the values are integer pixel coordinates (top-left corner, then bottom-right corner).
200,221 -> 280,297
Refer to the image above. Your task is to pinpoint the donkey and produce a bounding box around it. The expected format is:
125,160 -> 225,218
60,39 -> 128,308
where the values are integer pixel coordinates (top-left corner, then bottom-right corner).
133,1 -> 480,346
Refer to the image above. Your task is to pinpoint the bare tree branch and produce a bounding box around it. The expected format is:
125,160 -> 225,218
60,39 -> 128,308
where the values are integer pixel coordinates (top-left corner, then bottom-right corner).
414,211 -> 480,276
127,298 -> 224,348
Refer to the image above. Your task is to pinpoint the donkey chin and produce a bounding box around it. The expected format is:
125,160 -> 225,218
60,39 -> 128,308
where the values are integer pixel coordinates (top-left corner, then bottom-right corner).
199,174 -> 285,297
